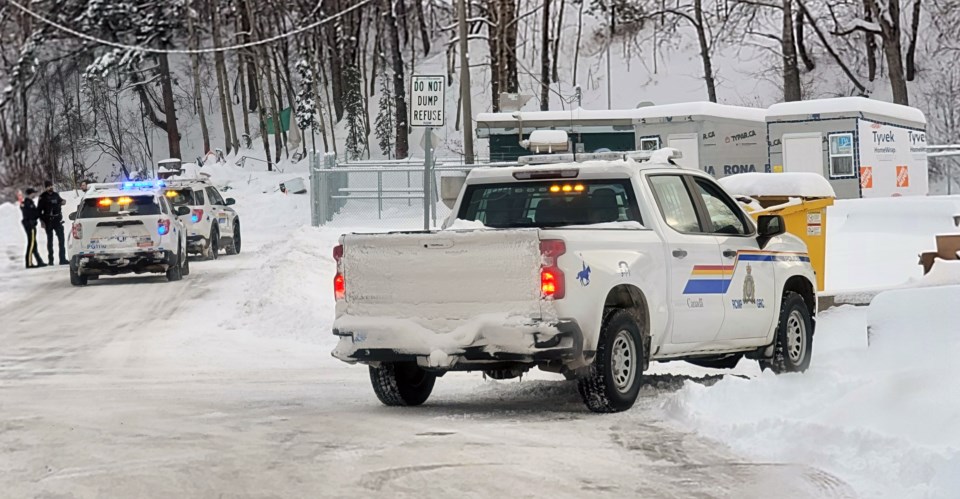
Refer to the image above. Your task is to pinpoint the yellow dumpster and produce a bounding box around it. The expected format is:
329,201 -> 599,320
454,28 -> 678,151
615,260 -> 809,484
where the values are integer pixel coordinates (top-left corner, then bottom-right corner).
743,196 -> 834,291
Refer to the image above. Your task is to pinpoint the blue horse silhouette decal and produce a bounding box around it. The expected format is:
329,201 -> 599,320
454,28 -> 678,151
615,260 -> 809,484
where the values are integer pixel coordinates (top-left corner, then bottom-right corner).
577,261 -> 591,286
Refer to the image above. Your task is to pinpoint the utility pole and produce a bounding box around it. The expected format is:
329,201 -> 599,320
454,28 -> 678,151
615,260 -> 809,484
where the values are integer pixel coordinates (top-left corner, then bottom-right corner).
458,0 -> 475,164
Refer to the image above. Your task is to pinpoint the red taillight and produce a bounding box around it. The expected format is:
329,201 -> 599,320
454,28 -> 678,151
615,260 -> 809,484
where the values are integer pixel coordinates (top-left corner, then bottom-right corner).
540,239 -> 566,299
158,219 -> 171,236
333,244 -> 345,300
334,273 -> 345,300
72,222 -> 83,240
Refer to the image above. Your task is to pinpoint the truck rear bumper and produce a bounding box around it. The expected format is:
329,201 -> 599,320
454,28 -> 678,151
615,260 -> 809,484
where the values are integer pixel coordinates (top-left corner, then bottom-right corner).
331,317 -> 583,369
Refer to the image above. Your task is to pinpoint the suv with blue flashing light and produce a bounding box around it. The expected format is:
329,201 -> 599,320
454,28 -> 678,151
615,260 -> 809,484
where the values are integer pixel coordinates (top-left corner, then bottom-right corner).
67,180 -> 190,285
163,179 -> 241,259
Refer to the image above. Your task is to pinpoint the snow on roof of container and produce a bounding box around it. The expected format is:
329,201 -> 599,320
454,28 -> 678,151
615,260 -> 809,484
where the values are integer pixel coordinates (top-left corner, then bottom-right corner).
476,102 -> 766,124
719,172 -> 836,198
631,102 -> 766,122
766,97 -> 926,124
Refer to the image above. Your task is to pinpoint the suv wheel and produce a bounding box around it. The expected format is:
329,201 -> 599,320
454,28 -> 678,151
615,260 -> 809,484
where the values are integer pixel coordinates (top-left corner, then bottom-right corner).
578,309 -> 645,413
181,253 -> 190,276
206,229 -> 219,260
69,267 -> 88,286
225,221 -> 241,255
166,248 -> 183,282
760,291 -> 814,373
369,362 -> 436,406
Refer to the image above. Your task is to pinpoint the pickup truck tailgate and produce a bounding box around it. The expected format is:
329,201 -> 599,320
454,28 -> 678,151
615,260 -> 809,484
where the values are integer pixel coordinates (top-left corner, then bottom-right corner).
341,230 -> 543,321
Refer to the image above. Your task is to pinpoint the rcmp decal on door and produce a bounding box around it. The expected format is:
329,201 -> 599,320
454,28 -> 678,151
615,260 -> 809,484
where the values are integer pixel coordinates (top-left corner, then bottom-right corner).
683,251 -> 810,309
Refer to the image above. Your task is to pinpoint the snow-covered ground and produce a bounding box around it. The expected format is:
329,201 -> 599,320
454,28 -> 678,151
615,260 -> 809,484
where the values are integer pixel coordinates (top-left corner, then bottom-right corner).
2,163 -> 960,497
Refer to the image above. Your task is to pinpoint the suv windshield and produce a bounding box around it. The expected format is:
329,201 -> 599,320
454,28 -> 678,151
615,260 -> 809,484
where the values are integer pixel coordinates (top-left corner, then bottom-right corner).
164,189 -> 196,206
78,195 -> 161,218
457,179 -> 642,228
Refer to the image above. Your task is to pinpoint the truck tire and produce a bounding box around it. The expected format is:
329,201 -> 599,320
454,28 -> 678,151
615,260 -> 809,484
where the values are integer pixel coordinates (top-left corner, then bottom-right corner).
578,309 -> 645,413
760,291 -> 813,373
369,362 -> 436,406
166,249 -> 183,282
225,221 -> 240,255
181,254 -> 190,276
69,267 -> 88,286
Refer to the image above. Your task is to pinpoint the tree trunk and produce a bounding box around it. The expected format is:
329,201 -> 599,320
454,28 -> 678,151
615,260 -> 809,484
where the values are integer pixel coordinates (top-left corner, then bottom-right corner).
244,0 -> 272,170
263,44 -> 284,162
869,0 -> 909,104
414,0 -> 431,56
694,0 -> 717,103
552,0 -> 565,83
157,52 -> 181,159
384,0 -> 409,159
540,0 -> 551,110
796,9 -> 815,71
191,53 -> 210,154
487,0 -> 501,112
863,0 -> 878,82
781,0 -> 802,101
239,3 -> 258,113
503,0 -> 519,92
212,7 -> 234,153
906,0 -> 921,81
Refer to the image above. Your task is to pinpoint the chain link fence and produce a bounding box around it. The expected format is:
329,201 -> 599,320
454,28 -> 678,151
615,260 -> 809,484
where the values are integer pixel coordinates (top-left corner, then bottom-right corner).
309,153 -> 512,231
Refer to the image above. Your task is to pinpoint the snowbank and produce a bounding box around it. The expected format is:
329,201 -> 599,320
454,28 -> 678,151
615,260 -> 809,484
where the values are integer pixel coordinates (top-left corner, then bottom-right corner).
664,303 -> 960,498
719,172 -> 836,198
826,196 -> 960,290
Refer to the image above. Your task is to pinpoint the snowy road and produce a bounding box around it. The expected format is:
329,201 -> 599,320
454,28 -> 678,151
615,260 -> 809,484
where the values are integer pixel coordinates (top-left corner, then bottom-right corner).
0,238 -> 857,498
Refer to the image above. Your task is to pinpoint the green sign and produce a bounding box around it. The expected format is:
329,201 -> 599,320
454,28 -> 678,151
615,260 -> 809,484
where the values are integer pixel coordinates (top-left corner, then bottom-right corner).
266,107 -> 292,134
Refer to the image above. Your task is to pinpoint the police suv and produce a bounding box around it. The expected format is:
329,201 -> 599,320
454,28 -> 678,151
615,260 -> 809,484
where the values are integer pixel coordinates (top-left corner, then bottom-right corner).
331,150 -> 817,413
67,181 -> 190,285
162,179 -> 241,259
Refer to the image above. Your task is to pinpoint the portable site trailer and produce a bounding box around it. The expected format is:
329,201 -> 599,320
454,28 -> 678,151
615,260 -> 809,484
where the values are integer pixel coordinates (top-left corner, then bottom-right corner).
629,102 -> 767,175
766,97 -> 928,199
476,102 -> 769,172
475,109 -> 637,161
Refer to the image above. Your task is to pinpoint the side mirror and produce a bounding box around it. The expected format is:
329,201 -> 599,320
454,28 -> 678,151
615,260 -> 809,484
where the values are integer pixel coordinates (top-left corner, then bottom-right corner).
440,173 -> 467,209
175,206 -> 191,216
68,212 -> 77,221
756,215 -> 786,248
225,198 -> 236,206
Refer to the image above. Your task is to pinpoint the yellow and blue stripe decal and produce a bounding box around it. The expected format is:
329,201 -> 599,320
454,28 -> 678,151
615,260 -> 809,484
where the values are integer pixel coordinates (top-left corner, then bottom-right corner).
682,250 -> 810,295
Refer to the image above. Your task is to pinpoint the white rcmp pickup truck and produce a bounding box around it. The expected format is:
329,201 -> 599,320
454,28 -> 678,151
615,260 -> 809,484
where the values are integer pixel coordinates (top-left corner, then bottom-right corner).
331,150 -> 817,413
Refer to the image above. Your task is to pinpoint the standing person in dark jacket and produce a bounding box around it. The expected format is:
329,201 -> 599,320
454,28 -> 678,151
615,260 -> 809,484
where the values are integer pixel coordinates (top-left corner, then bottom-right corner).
21,188 -> 46,269
38,180 -> 68,265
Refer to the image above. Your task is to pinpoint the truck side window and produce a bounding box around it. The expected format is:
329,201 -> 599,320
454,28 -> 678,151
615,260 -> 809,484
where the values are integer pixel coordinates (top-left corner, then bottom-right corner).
649,175 -> 702,233
693,178 -> 749,235
195,189 -> 205,205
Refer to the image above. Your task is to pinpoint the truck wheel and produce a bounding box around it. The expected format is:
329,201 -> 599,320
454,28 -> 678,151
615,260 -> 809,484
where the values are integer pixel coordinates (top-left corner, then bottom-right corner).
69,267 -> 88,286
166,249 -> 183,282
760,291 -> 813,374
225,221 -> 240,255
577,309 -> 645,413
181,254 -> 190,276
369,362 -> 436,406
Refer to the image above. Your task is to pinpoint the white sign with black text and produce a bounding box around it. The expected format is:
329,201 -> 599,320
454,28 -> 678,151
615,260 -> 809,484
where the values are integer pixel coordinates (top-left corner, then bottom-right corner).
411,75 -> 445,127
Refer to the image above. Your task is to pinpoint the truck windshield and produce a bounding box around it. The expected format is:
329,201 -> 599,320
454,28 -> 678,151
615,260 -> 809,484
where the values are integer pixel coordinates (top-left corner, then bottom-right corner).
78,195 -> 161,218
457,179 -> 642,228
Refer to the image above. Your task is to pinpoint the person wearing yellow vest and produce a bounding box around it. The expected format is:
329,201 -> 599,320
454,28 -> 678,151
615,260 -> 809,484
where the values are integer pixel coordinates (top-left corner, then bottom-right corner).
20,188 -> 46,269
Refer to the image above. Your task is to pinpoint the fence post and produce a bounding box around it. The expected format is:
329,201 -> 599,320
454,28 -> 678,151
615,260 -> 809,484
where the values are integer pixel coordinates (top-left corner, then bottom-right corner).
309,152 -> 319,227
422,127 -> 433,230
377,170 -> 383,219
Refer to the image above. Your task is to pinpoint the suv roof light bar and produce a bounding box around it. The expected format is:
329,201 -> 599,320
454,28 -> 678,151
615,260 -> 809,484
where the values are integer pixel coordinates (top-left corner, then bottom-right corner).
517,148 -> 682,166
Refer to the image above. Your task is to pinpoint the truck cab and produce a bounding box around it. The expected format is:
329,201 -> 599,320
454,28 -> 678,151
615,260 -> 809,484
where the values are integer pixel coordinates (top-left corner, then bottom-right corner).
332,151 -> 817,412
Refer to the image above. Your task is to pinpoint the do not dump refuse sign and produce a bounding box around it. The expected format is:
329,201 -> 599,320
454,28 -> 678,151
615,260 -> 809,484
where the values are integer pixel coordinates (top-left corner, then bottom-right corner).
411,75 -> 445,127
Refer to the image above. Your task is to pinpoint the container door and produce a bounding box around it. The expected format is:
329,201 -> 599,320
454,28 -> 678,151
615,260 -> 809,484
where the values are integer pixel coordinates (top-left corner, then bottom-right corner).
667,133 -> 700,171
782,132 -> 823,175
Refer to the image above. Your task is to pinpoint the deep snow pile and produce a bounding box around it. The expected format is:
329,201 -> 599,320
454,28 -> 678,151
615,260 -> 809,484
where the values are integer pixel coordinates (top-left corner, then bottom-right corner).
826,196 -> 960,290
663,298 -> 960,499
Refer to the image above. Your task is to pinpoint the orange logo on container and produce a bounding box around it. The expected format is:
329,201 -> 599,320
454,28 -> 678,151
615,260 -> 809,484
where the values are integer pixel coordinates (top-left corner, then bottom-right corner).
896,165 -> 910,187
860,166 -> 873,189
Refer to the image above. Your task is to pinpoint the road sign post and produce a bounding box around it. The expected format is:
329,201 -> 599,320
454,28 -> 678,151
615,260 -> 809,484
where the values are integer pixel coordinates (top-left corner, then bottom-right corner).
411,75 -> 445,230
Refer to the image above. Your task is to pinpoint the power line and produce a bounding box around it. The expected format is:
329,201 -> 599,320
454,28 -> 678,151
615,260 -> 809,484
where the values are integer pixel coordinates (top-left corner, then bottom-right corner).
6,0 -> 371,55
